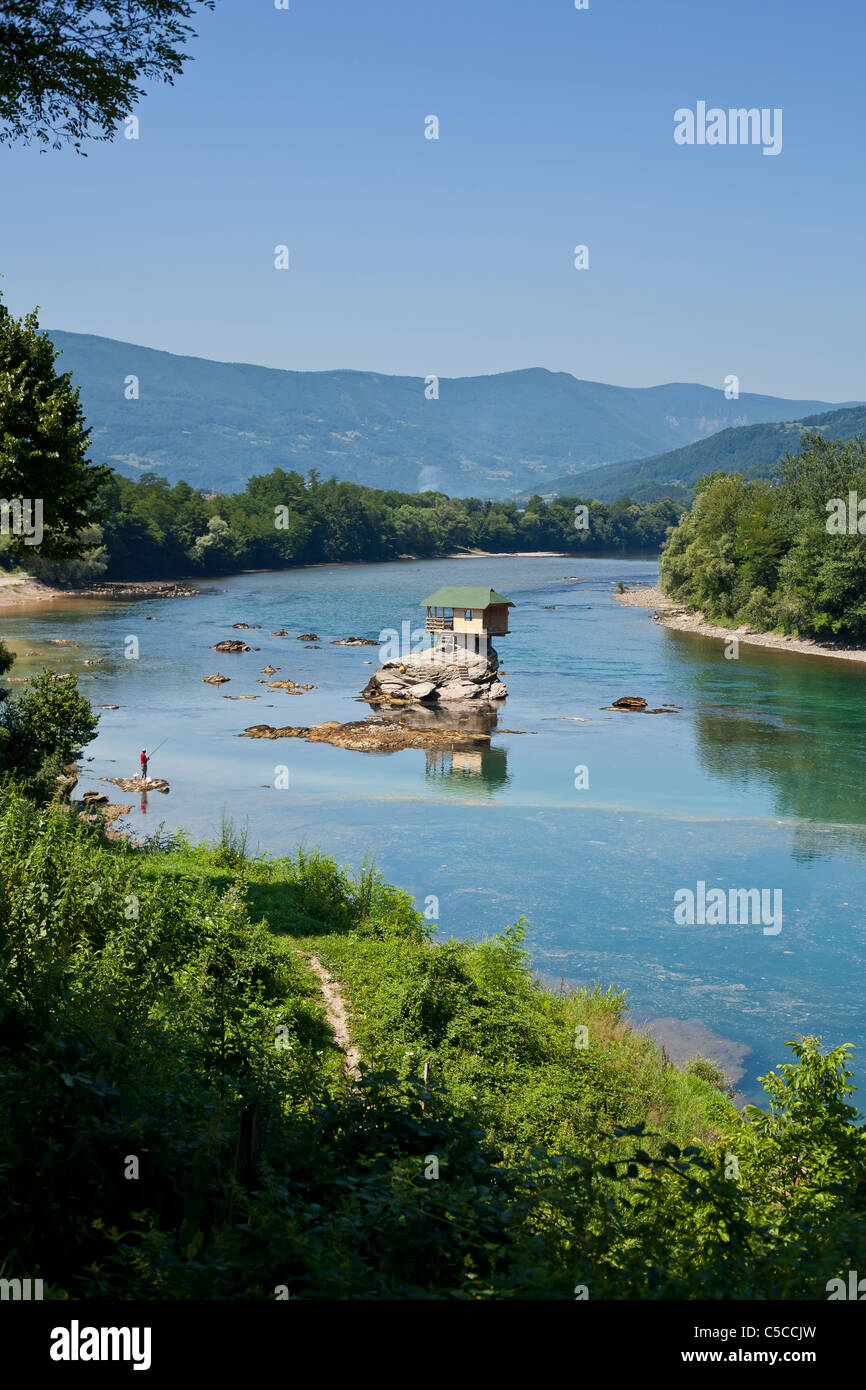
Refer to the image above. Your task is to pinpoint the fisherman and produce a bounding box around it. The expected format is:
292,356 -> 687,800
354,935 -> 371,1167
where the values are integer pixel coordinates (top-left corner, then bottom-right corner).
140,748 -> 148,780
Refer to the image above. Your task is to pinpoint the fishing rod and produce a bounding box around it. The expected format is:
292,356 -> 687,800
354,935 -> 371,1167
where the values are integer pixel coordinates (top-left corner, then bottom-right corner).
147,738 -> 169,759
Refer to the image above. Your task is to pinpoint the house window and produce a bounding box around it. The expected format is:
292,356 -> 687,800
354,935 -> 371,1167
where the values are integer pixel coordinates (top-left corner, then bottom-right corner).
465,609 -> 473,620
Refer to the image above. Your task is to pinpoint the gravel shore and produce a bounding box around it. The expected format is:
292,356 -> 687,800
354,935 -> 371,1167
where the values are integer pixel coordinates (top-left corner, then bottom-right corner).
613,584 -> 866,665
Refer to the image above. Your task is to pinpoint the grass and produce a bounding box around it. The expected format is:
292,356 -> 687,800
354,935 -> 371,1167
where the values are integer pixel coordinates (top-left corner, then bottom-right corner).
135,832 -> 739,1161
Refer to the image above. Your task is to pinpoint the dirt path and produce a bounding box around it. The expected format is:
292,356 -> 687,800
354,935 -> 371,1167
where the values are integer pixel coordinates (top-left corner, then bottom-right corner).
305,953 -> 362,1080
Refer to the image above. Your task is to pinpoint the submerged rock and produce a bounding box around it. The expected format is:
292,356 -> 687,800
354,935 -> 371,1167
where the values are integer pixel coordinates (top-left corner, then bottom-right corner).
362,641 -> 507,705
298,633 -> 319,641
332,636 -> 378,646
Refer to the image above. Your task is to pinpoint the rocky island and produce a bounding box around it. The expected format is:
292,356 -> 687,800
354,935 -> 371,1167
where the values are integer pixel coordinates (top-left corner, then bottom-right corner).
361,584 -> 514,705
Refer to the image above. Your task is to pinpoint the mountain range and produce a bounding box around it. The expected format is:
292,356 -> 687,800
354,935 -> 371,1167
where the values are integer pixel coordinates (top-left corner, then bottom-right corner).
547,405 -> 866,503
48,330 -> 854,497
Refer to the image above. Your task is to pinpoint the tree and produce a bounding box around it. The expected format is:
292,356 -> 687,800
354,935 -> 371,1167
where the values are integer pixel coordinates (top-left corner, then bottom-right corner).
0,0 -> 213,151
188,515 -> 236,570
0,667 -> 99,788
0,294 -> 109,559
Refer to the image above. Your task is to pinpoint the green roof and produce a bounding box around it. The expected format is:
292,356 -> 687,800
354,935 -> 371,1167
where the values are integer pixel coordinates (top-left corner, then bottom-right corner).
420,586 -> 514,609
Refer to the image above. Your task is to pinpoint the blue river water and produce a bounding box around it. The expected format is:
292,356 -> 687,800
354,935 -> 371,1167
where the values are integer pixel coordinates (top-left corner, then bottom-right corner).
4,553 -> 865,1103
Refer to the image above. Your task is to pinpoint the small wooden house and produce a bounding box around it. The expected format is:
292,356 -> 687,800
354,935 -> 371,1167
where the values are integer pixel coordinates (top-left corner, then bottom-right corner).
420,586 -> 514,653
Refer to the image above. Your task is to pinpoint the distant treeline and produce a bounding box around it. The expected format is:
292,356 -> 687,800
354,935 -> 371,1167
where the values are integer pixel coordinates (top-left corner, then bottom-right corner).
660,434 -> 866,642
9,468 -> 683,584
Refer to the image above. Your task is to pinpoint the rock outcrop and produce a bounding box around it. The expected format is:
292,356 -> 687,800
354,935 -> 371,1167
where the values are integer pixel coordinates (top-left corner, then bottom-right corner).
101,776 -> 170,793
361,641 -> 507,705
266,679 -> 316,693
241,715 -> 492,752
210,640 -> 250,653
602,696 -> 680,714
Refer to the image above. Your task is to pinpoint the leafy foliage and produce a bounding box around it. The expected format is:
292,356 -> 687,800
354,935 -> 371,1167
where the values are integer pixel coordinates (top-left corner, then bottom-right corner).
0,665 -> 99,791
660,435 -> 866,641
0,0 -> 213,151
0,293 -> 109,559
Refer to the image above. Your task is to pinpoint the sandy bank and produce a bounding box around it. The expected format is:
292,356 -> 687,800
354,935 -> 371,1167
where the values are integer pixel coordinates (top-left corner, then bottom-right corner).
0,574 -> 202,611
0,573 -> 67,608
614,584 -> 866,666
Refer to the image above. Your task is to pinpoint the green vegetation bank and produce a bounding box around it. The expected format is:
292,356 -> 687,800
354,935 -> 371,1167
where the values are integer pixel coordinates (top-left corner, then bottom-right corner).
1,777 -> 864,1299
661,435 -> 866,642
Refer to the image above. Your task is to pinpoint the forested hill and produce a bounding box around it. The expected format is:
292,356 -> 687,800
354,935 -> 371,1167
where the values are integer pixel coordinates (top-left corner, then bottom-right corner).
48,330 -> 846,497
552,405 -> 866,504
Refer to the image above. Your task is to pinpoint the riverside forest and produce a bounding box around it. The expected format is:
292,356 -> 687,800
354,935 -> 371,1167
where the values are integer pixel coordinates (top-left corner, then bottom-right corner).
660,436 -> 866,642
2,468 -> 683,586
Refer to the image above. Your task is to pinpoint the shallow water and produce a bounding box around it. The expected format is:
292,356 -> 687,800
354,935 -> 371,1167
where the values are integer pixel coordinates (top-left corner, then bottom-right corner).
4,554 -> 865,1103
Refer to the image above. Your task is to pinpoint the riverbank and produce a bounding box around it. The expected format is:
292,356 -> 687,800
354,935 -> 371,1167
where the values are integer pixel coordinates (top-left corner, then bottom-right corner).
615,583 -> 866,666
3,777 -> 760,1300
0,573 -> 202,610
0,573 -> 66,606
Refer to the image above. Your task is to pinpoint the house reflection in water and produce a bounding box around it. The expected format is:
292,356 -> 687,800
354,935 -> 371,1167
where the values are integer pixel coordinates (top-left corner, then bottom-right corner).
357,697 -> 510,795
424,743 -> 509,794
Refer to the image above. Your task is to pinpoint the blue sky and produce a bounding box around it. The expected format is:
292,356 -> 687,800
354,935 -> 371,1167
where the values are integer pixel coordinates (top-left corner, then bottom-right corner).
1,0 -> 864,399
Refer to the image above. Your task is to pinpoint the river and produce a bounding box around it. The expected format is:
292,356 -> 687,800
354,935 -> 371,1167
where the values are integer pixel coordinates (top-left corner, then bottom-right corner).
4,553 -> 865,1102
